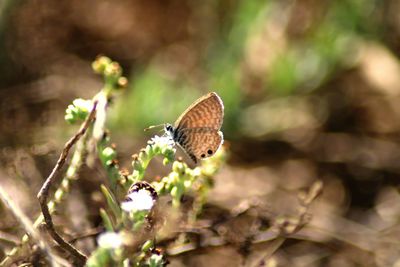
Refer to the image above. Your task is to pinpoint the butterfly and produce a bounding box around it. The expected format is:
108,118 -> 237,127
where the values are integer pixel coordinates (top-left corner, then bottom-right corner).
165,92 -> 224,164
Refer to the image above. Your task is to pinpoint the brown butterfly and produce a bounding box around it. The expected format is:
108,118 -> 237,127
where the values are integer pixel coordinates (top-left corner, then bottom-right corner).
165,92 -> 224,163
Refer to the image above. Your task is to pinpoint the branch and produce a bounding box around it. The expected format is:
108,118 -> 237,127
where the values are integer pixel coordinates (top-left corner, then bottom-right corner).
37,100 -> 98,265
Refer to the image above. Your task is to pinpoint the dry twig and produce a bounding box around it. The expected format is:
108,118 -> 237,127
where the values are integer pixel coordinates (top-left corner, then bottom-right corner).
36,100 -> 98,265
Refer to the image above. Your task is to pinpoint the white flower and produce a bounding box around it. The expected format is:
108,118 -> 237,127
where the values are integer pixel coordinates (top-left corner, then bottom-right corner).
149,135 -> 175,148
97,232 -> 122,249
121,189 -> 154,212
72,98 -> 93,113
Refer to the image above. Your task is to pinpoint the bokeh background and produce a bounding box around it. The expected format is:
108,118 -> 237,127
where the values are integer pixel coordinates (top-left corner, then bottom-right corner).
1,0 -> 400,266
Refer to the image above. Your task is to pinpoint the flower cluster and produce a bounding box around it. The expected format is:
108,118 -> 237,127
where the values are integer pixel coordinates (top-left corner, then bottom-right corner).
65,98 -> 93,124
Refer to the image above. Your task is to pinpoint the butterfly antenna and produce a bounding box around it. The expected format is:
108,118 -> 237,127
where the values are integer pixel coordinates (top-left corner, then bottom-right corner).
144,124 -> 165,131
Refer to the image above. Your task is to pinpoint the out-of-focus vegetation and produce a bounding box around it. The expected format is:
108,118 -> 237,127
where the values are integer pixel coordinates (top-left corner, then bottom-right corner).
1,0 -> 400,266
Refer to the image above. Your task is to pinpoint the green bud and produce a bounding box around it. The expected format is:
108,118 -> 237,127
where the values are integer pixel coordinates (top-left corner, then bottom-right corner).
65,113 -> 75,124
169,172 -> 179,184
64,99 -> 92,123
170,186 -> 179,197
104,62 -> 122,81
165,182 -> 173,191
141,240 -> 153,252
92,56 -> 112,74
161,146 -> 172,156
172,161 -> 183,173
163,158 -> 170,165
184,180 -> 192,188
153,144 -> 161,154
117,77 -> 128,89
102,147 -> 116,160
171,183 -> 183,198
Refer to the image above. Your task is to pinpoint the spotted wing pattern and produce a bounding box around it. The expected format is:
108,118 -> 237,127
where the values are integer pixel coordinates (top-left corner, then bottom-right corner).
174,128 -> 223,163
174,92 -> 224,131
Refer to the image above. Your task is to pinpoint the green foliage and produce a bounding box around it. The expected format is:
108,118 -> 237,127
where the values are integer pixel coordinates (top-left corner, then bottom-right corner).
105,0 -> 385,138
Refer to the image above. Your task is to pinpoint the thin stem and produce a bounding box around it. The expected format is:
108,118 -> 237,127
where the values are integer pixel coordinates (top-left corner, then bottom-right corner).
37,100 -> 98,265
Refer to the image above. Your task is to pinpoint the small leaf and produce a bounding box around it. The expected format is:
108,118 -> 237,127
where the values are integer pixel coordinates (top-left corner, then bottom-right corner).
101,185 -> 122,220
100,208 -> 115,231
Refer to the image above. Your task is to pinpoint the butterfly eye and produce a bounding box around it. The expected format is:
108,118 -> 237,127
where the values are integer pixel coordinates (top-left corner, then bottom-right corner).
207,149 -> 213,155
166,124 -> 173,131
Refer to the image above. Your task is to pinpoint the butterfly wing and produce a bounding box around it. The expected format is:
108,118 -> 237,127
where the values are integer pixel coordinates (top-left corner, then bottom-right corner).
174,92 -> 224,131
175,128 -> 223,163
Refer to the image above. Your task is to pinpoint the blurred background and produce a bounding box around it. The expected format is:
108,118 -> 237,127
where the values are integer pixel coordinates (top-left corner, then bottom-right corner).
1,0 -> 400,266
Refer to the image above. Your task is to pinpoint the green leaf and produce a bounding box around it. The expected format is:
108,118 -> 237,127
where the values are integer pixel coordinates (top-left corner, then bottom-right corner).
101,185 -> 122,220
100,208 -> 115,231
